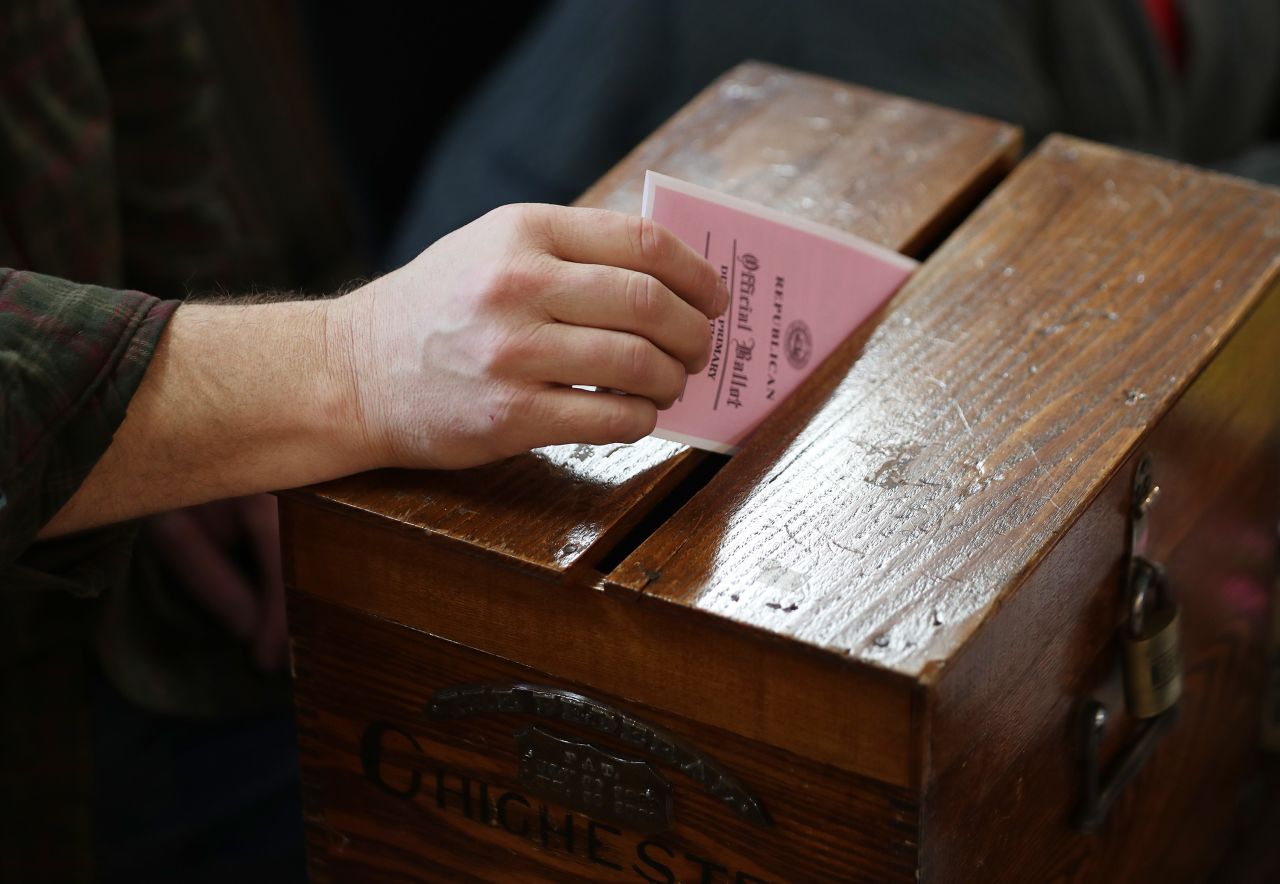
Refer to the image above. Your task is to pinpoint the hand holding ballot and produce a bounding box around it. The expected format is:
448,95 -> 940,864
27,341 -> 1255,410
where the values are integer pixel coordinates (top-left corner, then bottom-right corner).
339,202 -> 729,470
38,203 -> 729,537
38,183 -> 911,539
641,172 -> 917,453
349,179 -> 915,473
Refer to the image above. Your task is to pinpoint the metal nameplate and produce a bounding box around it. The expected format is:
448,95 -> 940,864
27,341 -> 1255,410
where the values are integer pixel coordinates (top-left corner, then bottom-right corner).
516,726 -> 672,835
428,682 -> 771,829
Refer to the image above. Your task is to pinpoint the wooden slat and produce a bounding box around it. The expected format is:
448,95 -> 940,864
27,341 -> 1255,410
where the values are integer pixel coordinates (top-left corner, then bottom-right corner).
294,61 -> 1020,577
281,498 -> 918,788
926,281 -> 1280,880
610,136 -> 1280,678
290,593 -> 920,883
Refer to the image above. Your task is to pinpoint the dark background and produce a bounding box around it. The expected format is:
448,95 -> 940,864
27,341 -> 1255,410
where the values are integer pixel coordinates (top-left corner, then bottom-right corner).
188,0 -> 549,293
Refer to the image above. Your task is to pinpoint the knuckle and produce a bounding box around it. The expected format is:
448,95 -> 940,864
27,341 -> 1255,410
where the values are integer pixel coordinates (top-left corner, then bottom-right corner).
484,203 -> 516,223
582,262 -> 616,295
491,203 -> 551,247
626,272 -> 663,325
488,386 -> 531,433
600,398 -> 641,443
486,324 -> 542,377
689,319 -> 714,369
482,203 -> 524,236
698,257 -> 721,295
624,399 -> 658,442
626,215 -> 669,263
619,336 -> 653,383
656,363 -> 686,409
653,388 -> 678,411
476,259 -> 545,309
489,202 -> 532,228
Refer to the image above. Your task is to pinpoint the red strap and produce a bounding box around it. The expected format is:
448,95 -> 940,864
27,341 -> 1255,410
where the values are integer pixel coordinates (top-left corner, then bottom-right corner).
1143,0 -> 1186,73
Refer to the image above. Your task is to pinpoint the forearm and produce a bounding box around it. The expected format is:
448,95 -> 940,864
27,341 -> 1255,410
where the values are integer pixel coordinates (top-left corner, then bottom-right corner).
31,204 -> 725,541
39,298 -> 365,538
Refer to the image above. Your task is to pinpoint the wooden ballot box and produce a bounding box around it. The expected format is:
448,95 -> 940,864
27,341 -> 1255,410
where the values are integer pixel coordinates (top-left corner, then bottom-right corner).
281,63 -> 1280,882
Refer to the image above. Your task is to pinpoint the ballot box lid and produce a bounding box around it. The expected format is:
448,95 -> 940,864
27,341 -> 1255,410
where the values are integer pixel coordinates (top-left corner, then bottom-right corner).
606,134 -> 1280,678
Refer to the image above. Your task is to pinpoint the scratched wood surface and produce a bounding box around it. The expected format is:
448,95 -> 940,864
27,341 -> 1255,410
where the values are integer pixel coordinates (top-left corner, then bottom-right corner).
612,135 -> 1280,678
286,240 -> 1280,883
290,593 -> 919,884
283,73 -> 1280,882
297,61 -> 1020,577
281,498 -> 918,789
925,278 -> 1280,881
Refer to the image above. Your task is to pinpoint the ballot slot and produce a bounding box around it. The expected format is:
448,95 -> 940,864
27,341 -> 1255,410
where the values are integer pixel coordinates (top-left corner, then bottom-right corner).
590,452 -> 730,576
574,152 -> 1024,584
641,171 -> 919,455
577,193 -> 977,585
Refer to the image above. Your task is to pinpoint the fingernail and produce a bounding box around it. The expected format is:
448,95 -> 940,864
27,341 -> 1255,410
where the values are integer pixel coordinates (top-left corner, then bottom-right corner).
716,278 -> 730,314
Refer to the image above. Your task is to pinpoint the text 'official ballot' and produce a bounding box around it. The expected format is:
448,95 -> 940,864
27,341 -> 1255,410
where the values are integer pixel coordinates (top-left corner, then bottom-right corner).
642,171 -> 917,453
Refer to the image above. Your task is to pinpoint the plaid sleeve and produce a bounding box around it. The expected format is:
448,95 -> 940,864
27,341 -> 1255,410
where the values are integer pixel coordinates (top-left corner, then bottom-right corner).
0,268 -> 178,573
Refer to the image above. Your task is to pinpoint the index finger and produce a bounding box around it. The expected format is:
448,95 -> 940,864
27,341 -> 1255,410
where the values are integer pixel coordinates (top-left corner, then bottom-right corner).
540,207 -> 728,319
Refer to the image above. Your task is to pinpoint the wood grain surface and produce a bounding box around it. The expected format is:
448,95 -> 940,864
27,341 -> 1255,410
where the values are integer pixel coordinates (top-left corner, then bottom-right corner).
294,61 -> 1020,579
925,278 -> 1280,882
611,135 -> 1280,678
284,69 -> 1280,884
290,593 -> 919,884
280,497 -> 919,789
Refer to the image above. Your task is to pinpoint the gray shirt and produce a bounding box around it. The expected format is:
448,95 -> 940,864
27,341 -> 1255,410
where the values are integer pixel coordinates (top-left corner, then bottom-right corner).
389,0 -> 1280,265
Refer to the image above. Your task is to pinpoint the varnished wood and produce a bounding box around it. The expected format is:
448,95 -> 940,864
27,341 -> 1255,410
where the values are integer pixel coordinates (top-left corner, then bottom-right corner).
612,135 -> 1280,677
281,498 -> 918,789
299,61 -> 1020,579
925,279 -> 1280,881
283,69 -> 1280,883
290,593 -> 918,884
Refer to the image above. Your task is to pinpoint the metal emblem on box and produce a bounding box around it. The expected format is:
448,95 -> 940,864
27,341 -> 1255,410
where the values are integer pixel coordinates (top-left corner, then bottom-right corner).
516,726 -> 673,834
428,682 -> 771,829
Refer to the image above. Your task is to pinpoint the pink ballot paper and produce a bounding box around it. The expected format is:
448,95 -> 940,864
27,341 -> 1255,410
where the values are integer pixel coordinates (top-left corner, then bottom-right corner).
641,171 -> 918,454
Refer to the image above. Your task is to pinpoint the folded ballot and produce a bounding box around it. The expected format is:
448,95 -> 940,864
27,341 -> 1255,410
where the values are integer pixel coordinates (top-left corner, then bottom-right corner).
642,171 -> 918,454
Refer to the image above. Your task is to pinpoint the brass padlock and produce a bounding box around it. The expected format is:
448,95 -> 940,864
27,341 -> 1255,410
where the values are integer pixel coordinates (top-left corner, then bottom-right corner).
1122,559 -> 1183,719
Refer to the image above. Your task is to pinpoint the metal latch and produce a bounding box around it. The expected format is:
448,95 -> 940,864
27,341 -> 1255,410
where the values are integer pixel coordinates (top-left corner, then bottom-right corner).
1075,454 -> 1184,832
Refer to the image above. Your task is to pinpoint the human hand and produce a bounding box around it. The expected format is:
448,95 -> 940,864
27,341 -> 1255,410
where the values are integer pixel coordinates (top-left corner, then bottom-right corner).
145,494 -> 287,671
332,204 -> 728,470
